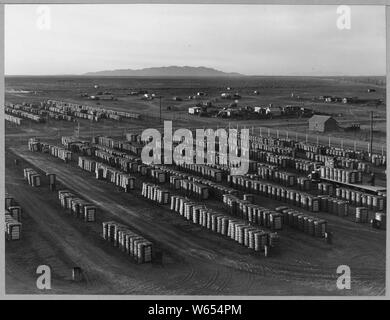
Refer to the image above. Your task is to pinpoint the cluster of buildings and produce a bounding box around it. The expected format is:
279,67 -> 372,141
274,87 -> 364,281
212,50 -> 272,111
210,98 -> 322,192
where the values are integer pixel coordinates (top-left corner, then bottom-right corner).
318,96 -> 359,104
317,95 -> 383,105
188,103 -> 313,119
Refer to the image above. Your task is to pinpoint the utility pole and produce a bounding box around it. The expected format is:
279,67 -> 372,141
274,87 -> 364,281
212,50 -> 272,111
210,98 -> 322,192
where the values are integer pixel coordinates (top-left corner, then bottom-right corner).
75,121 -> 80,138
159,96 -> 162,124
369,111 -> 373,159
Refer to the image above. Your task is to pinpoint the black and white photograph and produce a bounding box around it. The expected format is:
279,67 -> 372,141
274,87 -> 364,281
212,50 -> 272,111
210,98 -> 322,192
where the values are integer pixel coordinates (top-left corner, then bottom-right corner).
2,3 -> 388,298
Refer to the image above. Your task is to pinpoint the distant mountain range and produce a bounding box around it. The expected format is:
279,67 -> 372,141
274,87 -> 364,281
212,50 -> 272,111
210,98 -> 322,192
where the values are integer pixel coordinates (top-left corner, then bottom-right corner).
83,66 -> 244,77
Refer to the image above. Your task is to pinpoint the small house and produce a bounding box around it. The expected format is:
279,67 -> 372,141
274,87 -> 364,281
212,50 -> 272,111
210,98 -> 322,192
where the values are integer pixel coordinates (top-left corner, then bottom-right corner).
308,115 -> 338,132
188,106 -> 201,115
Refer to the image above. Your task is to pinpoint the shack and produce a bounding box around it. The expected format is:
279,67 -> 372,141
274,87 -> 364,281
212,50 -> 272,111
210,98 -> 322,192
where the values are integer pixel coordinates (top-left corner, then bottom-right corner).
308,115 -> 338,132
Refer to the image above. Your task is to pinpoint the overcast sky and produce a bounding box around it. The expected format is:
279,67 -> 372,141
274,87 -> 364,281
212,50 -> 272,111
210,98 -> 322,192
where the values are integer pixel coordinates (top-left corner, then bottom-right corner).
5,4 -> 386,76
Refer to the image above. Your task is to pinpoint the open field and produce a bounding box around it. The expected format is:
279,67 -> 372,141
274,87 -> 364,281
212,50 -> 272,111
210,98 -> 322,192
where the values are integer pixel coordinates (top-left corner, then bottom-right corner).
5,75 -> 386,146
4,76 -> 387,296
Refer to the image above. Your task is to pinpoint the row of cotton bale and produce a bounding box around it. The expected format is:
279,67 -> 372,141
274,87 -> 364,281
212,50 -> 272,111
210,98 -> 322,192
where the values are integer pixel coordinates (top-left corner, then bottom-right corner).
93,142 -> 140,161
102,221 -> 152,263
61,137 -> 94,156
46,106 -> 75,121
46,110 -> 74,121
370,154 -> 386,166
169,176 -> 209,200
295,140 -> 386,168
151,165 -> 238,200
78,156 -> 96,172
317,182 -> 335,196
92,142 -> 141,163
304,152 -> 370,172
47,145 -> 72,162
257,164 -> 297,187
174,162 -> 224,182
78,156 -> 136,191
92,136 -> 143,156
23,168 -> 41,187
141,183 -> 170,204
222,194 -> 283,231
253,151 -> 320,173
317,195 -> 349,216
46,100 -> 102,121
27,138 -> 41,151
28,139 -> 72,162
5,194 -> 22,222
92,147 -> 141,174
170,195 -> 280,252
227,175 -> 321,212
249,135 -> 294,148
149,168 -> 167,184
250,142 -> 293,156
113,110 -> 140,119
58,190 -> 96,222
334,187 -> 385,211
274,206 -> 327,238
5,114 -> 23,125
319,166 -> 362,184
93,136 -> 119,149
4,211 -> 22,240
95,162 -> 136,191
117,140 -> 144,156
5,106 -> 44,122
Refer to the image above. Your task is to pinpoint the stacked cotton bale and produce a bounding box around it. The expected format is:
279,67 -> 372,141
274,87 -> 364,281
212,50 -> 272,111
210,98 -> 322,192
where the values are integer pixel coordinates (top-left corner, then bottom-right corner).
355,207 -> 368,223
169,195 -> 279,251
153,164 -> 237,200
78,156 -> 96,172
27,138 -> 41,151
297,177 -> 312,191
49,145 -> 72,162
5,106 -> 44,122
257,164 -> 297,187
58,190 -> 96,222
222,194 -> 283,231
149,168 -> 167,184
7,206 -> 22,222
334,187 -> 385,211
372,212 -> 386,229
28,140 -> 72,162
275,206 -> 327,238
102,221 -> 152,263
319,166 -> 362,184
142,183 -> 170,204
175,163 -> 223,182
317,182 -> 334,196
4,211 -> 22,240
370,154 -> 386,167
169,176 -> 210,200
228,175 -> 320,213
95,163 -> 135,191
5,194 -> 22,222
317,196 -> 350,216
5,114 -> 23,125
23,168 -> 41,187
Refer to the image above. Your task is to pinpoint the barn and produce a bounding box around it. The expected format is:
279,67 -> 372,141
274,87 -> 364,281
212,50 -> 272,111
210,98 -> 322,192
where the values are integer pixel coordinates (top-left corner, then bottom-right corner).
308,115 -> 338,132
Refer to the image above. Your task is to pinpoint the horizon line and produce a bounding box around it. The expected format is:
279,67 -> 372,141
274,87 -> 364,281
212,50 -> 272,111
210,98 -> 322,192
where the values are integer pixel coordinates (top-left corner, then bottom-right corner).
5,74 -> 386,78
